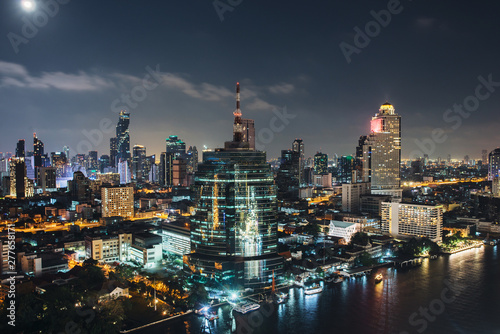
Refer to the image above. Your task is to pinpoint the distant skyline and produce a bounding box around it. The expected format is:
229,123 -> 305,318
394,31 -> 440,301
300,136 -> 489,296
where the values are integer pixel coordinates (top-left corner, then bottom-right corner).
1,1 -> 500,160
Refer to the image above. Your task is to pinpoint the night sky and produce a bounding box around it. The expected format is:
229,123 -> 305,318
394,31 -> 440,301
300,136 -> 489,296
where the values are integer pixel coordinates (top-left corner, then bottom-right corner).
1,0 -> 499,161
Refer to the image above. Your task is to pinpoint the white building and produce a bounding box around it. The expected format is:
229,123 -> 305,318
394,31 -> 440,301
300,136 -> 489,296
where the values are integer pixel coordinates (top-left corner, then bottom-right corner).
85,233 -> 132,262
328,220 -> 361,243
381,202 -> 443,243
157,221 -> 191,256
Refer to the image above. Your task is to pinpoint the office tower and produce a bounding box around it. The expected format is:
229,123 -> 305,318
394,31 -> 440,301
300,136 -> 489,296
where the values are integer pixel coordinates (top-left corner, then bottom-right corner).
159,152 -> 174,187
99,155 -> 110,173
464,155 -> 470,165
33,133 -> 44,181
68,171 -> 91,202
166,135 -> 186,156
292,139 -> 305,185
132,145 -> 146,181
185,82 -> 283,288
63,146 -> 70,161
381,202 -> 443,243
360,102 -> 402,198
488,148 -> 500,180
38,167 -> 56,192
10,157 -> 27,198
110,137 -> 118,167
314,152 -> 328,175
276,149 -> 300,200
50,152 -> 68,179
337,155 -> 355,183
116,110 -> 131,164
88,151 -> 99,170
118,160 -> 131,184
101,186 -> 134,218
186,146 -> 199,173
16,140 -> 25,158
241,119 -> 255,149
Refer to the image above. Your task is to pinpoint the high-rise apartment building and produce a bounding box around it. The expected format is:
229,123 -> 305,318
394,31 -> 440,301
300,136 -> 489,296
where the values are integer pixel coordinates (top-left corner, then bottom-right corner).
185,82 -> 283,288
360,102 -> 402,198
101,186 -> 134,218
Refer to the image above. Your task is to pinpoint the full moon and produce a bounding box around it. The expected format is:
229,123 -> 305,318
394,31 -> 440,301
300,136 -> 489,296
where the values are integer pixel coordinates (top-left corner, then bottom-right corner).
21,0 -> 36,11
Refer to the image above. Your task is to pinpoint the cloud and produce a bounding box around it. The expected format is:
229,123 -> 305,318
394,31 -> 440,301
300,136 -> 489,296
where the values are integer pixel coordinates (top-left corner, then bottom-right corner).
0,61 -> 114,91
245,97 -> 276,111
269,83 -> 295,94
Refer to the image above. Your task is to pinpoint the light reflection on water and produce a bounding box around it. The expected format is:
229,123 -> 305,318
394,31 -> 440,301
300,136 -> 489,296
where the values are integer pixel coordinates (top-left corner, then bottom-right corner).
139,246 -> 500,334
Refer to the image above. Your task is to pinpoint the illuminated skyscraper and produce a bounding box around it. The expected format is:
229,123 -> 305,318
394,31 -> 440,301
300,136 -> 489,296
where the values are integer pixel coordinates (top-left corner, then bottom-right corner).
361,102 -> 402,198
241,119 -> 255,150
33,133 -> 44,181
16,140 -> 25,158
166,135 -> 186,156
276,149 -> 300,200
116,111 -> 131,164
314,152 -> 328,175
110,137 -> 118,167
292,138 -> 304,185
489,148 -> 500,180
187,146 -> 198,173
132,145 -> 146,181
185,82 -> 283,287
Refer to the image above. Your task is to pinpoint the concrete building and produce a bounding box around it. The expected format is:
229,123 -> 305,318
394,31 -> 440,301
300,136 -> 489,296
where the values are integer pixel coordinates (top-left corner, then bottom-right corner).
360,194 -> 392,216
157,221 -> 191,256
101,186 -> 134,218
85,233 -> 132,262
20,252 -> 68,277
381,202 -> 443,243
129,232 -> 162,268
342,182 -> 370,212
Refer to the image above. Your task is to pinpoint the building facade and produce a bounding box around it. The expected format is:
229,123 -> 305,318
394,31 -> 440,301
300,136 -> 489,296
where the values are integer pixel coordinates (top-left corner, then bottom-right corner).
101,186 -> 134,218
184,82 -> 283,288
361,103 -> 402,198
381,202 -> 443,243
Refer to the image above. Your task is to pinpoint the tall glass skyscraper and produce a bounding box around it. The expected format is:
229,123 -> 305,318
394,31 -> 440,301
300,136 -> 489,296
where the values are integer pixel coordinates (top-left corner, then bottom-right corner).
116,111 -> 130,164
185,83 -> 283,288
361,102 -> 402,198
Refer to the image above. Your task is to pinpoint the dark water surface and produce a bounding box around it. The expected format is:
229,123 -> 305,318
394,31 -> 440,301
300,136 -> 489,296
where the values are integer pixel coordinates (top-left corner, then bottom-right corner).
139,246 -> 500,334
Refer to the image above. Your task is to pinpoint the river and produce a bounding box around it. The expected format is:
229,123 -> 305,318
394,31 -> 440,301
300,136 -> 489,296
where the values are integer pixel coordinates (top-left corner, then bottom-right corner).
138,245 -> 500,334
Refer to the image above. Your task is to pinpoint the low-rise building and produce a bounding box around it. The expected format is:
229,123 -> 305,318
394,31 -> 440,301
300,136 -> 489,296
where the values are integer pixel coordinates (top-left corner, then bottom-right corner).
328,220 -> 361,243
157,220 -> 191,256
19,252 -> 68,277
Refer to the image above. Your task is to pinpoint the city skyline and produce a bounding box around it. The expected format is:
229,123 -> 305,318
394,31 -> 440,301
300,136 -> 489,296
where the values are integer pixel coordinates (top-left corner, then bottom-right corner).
1,1 -> 500,160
